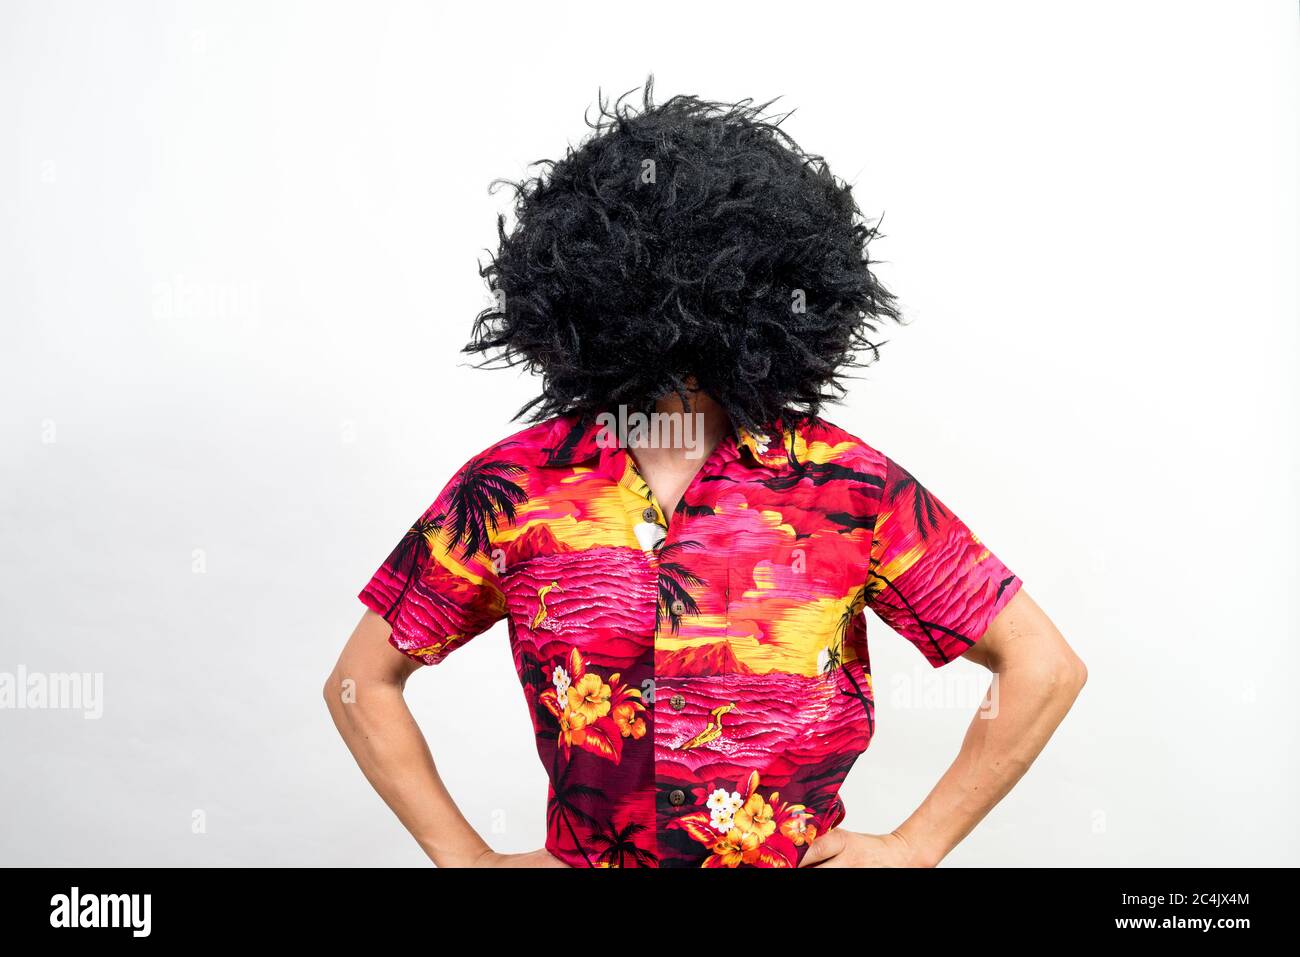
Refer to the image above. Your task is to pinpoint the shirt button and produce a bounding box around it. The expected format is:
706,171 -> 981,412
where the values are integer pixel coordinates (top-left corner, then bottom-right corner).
670,693 -> 685,711
642,507 -> 658,523
668,789 -> 686,806
670,600 -> 686,615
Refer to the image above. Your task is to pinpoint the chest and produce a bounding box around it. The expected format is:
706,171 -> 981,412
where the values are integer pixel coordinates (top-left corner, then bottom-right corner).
493,447 -> 876,680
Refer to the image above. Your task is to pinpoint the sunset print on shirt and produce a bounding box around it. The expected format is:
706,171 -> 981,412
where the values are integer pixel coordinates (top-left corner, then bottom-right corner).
359,411 -> 1021,867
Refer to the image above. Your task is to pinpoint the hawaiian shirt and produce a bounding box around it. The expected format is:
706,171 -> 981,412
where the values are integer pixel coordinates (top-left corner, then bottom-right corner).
358,410 -> 1022,868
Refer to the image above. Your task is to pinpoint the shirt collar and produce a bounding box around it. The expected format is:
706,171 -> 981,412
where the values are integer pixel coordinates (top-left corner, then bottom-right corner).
542,410 -> 797,471
734,418 -> 795,470
542,413 -> 607,467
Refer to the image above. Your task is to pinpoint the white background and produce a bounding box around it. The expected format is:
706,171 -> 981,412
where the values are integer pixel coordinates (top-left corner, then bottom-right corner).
1,0 -> 1295,866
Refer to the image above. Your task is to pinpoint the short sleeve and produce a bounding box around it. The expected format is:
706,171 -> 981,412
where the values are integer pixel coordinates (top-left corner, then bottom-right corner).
358,454 -> 517,665
865,454 -> 1022,667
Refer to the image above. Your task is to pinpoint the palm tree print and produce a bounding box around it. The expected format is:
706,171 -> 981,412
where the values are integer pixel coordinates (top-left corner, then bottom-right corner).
828,585 -> 867,671
888,465 -> 948,540
546,749 -> 604,868
655,540 -> 706,633
514,648 -> 556,730
830,586 -> 874,731
589,820 -> 658,868
443,455 -> 528,560
379,514 -> 443,615
866,556 -> 954,664
545,416 -> 597,466
838,670 -> 874,734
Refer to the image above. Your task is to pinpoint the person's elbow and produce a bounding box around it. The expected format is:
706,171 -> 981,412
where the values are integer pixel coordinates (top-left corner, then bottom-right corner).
995,636 -> 1086,708
322,665 -> 350,722
1067,651 -> 1088,693
1044,646 -> 1087,706
323,648 -> 418,727
324,611 -> 419,722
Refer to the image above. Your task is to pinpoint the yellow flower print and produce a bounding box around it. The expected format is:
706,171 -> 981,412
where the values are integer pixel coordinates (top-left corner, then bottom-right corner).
566,672 -> 612,728
668,770 -> 812,867
540,647 -> 648,763
613,700 -> 647,739
732,793 -> 777,842
780,807 -> 817,846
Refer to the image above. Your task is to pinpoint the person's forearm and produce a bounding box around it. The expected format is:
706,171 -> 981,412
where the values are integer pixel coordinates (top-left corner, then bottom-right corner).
324,673 -> 490,867
893,650 -> 1087,866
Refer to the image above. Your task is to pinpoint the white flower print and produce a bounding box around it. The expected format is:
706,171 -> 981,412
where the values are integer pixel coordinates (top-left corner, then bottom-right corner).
707,787 -> 739,812
710,807 -> 736,833
553,665 -> 570,689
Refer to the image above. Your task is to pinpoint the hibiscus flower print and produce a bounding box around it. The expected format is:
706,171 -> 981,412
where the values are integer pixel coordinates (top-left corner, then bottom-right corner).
668,770 -> 817,868
539,647 -> 648,763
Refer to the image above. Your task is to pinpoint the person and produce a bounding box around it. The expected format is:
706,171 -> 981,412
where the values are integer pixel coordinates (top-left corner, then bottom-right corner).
324,81 -> 1086,868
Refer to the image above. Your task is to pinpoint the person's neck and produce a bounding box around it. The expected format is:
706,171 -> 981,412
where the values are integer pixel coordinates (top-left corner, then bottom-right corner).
655,390 -> 729,453
627,390 -> 730,515
618,389 -> 729,466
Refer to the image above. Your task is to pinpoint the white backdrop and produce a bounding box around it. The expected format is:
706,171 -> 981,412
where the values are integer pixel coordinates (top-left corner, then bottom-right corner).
1,0 -> 1295,866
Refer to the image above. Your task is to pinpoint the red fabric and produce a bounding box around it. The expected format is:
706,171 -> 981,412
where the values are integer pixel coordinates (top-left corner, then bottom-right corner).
359,411 -> 1021,867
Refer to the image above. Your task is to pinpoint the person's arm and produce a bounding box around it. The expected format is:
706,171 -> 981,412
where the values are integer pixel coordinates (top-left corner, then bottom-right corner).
324,609 -> 568,867
800,587 -> 1086,866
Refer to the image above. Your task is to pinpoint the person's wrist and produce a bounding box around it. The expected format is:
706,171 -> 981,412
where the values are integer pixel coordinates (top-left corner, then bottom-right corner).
422,837 -> 495,868
889,827 -> 944,868
461,846 -> 500,868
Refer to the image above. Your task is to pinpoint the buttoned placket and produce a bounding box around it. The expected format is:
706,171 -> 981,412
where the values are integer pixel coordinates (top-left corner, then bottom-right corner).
605,426 -> 787,647
539,414 -> 794,864
617,433 -> 736,565
607,431 -> 760,837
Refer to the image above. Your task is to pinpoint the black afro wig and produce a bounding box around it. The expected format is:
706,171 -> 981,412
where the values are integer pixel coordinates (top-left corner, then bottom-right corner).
465,77 -> 901,433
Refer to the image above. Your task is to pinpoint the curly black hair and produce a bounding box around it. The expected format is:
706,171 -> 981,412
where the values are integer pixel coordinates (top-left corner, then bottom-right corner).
465,77 -> 901,432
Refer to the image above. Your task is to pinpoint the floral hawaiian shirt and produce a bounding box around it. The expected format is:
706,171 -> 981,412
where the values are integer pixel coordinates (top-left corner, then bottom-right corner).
358,411 -> 1022,868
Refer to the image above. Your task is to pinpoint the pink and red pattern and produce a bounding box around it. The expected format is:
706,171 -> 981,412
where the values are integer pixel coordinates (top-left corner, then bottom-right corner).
359,411 -> 1022,867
